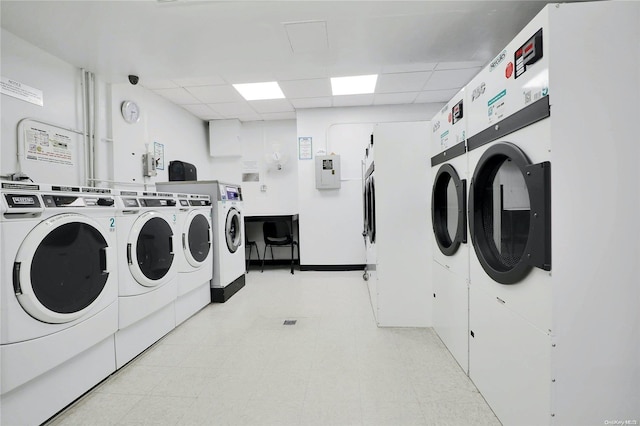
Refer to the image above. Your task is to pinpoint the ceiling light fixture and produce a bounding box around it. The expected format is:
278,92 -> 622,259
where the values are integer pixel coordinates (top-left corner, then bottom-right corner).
331,74 -> 378,96
233,82 -> 285,101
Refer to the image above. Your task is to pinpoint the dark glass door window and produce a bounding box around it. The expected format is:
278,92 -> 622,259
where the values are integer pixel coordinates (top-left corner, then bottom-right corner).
490,160 -> 530,267
188,214 -> 211,262
369,177 -> 376,244
30,222 -> 108,314
469,142 -> 551,284
226,209 -> 241,253
136,217 -> 174,280
432,164 -> 467,256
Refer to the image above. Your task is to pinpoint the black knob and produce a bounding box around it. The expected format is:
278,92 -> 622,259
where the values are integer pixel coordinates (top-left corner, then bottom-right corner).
97,198 -> 114,206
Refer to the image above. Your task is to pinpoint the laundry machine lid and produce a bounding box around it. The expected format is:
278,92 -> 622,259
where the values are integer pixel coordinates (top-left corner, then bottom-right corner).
225,207 -> 242,253
13,213 -> 113,324
127,211 -> 175,287
432,163 -> 467,256
183,210 -> 211,267
468,142 -> 551,284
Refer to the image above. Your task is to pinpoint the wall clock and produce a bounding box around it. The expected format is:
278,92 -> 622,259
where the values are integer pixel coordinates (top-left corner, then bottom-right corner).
121,100 -> 140,123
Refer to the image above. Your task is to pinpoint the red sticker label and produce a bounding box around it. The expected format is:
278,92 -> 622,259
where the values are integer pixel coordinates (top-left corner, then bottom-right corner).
448,112 -> 452,123
505,62 -> 514,79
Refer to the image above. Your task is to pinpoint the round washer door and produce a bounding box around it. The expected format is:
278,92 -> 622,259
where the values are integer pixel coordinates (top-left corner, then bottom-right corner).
362,181 -> 368,236
468,142 -> 551,284
432,163 -> 467,256
128,211 -> 175,287
183,210 -> 212,268
13,213 -> 113,324
368,177 -> 376,244
225,207 -> 242,253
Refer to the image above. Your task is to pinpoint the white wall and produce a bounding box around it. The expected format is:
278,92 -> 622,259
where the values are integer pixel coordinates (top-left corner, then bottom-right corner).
110,84 -> 209,188
296,104 -> 442,266
1,29 -> 83,184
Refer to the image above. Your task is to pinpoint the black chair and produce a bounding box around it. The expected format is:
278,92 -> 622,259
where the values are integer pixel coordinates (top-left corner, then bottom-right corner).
245,237 -> 260,273
261,221 -> 298,274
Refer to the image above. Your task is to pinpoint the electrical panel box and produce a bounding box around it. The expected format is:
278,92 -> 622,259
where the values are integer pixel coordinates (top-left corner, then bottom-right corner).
315,155 -> 341,189
142,153 -> 158,177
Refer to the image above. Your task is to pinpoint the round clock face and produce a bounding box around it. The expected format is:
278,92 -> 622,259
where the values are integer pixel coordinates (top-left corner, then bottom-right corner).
121,101 -> 140,123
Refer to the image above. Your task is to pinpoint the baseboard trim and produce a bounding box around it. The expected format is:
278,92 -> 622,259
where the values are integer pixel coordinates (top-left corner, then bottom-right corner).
211,274 -> 245,303
300,264 -> 365,272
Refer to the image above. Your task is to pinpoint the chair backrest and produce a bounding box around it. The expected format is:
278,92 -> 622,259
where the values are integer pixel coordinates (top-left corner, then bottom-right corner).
263,221 -> 292,244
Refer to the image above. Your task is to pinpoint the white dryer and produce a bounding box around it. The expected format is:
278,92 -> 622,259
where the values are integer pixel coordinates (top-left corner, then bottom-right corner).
0,182 -> 118,426
156,181 -> 245,303
429,88 -> 470,374
363,122 -> 432,327
465,18 -> 552,426
174,192 -> 213,325
464,4 -> 640,424
113,189 -> 178,368
362,135 -> 377,311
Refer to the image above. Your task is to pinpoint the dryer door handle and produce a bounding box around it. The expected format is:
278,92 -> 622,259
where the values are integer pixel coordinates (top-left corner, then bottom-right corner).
13,262 -> 22,295
100,247 -> 111,274
182,233 -> 186,250
127,243 -> 133,265
169,236 -> 174,255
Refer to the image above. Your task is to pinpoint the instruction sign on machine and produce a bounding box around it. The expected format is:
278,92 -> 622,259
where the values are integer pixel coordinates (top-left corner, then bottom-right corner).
315,155 -> 341,189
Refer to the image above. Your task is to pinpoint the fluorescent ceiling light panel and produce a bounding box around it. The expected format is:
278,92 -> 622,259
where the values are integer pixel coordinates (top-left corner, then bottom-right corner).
331,74 -> 378,96
233,82 -> 285,101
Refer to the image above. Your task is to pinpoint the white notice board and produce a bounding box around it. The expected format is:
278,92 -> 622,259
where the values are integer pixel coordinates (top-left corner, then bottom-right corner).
17,118 -> 85,185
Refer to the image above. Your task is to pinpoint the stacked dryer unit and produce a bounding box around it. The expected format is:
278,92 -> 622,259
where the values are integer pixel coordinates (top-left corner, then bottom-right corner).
430,89 -> 470,374
156,181 -> 245,303
113,189 -> 179,368
0,183 -> 118,426
363,122 -> 432,326
173,192 -> 213,325
362,135 -> 377,309
464,3 -> 640,424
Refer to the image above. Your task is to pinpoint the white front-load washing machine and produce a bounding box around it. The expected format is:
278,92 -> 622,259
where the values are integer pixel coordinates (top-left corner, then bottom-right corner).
156,181 -> 245,303
173,192 -> 213,325
0,182 -> 118,426
113,189 -> 178,368
429,88 -> 470,374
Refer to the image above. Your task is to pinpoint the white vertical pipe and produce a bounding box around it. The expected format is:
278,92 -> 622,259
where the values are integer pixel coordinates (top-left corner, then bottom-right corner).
81,69 -> 89,186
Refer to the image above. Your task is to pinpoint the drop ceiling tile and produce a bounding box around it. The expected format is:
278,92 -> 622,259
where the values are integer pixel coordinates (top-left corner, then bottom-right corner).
249,99 -> 294,114
153,88 -> 201,105
381,62 -> 437,74
290,97 -> 332,109
207,102 -> 257,117
142,80 -> 179,90
279,78 -> 331,99
414,89 -> 459,104
284,21 -> 328,54
172,75 -> 227,87
236,113 -> 264,122
332,94 -> 375,107
186,85 -> 243,103
373,92 -> 419,105
376,72 -> 432,93
274,64 -> 329,81
435,61 -> 485,70
260,111 -> 297,121
181,104 -> 222,120
330,66 -> 380,79
423,68 -> 481,91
